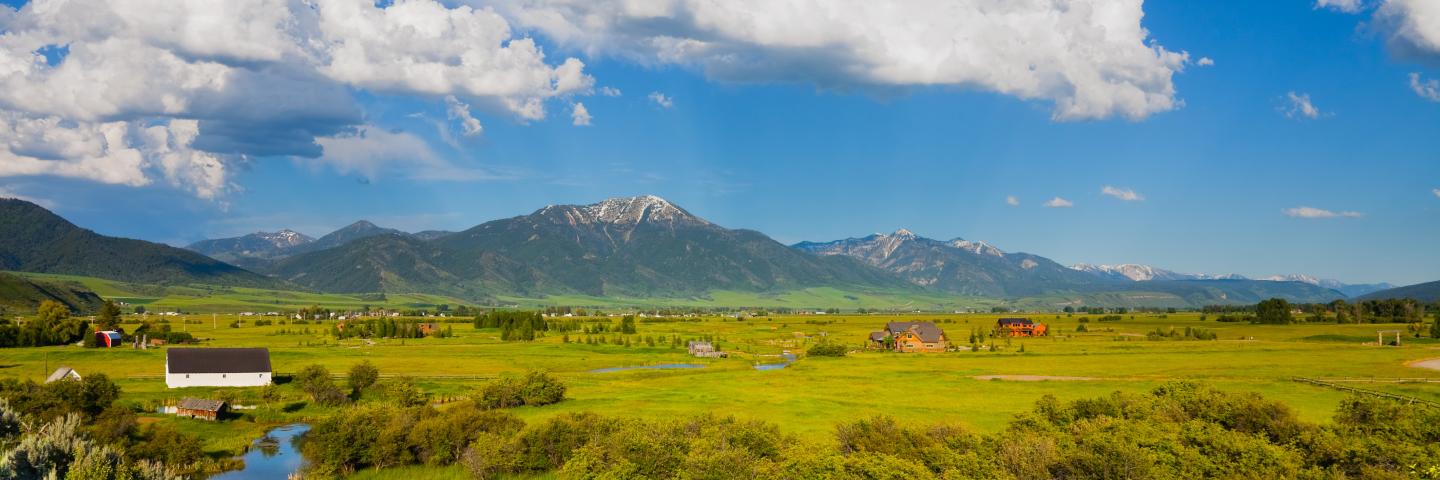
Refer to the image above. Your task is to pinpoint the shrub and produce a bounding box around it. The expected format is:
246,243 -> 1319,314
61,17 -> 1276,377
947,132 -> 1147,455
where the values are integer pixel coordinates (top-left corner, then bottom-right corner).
806,342 -> 847,357
477,372 -> 566,409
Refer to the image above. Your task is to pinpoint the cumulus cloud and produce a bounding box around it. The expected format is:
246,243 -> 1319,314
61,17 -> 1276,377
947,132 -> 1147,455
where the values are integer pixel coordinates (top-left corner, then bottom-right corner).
1283,91 -> 1323,119
445,96 -> 484,136
1410,73 -> 1440,102
1043,197 -> 1074,208
1283,206 -> 1363,218
599,86 -> 622,97
1321,0 -> 1440,59
1315,0 -> 1365,13
571,102 -> 592,126
648,91 -> 674,109
1196,57 -> 1215,67
1005,195 -> 1019,207
495,0 -> 1191,121
1101,186 -> 1145,201
1433,188 -> 1440,198
0,0 -> 590,199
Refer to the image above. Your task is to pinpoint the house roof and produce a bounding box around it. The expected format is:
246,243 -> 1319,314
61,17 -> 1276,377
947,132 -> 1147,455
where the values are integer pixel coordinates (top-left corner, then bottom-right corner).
45,366 -> 77,383
997,318 -> 1034,326
869,331 -> 886,342
885,321 -> 945,343
177,397 -> 226,412
166,348 -> 271,374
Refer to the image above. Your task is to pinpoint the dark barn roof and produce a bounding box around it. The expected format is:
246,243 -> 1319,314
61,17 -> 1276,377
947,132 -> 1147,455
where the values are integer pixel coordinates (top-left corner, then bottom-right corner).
997,318 -> 1034,326
167,348 -> 271,374
885,321 -> 945,343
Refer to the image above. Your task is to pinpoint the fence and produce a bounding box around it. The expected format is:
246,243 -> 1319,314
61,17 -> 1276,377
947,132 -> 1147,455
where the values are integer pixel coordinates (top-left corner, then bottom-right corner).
1292,377 -> 1440,408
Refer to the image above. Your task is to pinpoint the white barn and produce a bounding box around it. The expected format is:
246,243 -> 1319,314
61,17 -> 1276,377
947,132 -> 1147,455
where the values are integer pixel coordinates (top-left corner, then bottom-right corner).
166,348 -> 272,388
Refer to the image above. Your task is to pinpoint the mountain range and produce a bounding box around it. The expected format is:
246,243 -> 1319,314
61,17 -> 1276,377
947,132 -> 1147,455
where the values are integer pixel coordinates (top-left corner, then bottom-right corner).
0,195 -> 1424,308
1067,264 -> 1392,297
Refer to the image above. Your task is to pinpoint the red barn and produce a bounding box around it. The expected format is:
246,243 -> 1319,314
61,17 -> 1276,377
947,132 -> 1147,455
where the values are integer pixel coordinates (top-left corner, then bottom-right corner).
95,330 -> 122,348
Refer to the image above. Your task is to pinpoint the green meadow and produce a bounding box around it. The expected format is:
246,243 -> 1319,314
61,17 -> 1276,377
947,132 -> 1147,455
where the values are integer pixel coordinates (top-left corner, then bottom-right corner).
2,309 -> 1437,469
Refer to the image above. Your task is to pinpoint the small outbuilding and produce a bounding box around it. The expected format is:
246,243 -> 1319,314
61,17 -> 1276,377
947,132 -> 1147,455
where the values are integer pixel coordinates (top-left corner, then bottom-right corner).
175,397 -> 227,421
45,366 -> 81,383
95,330 -> 122,348
165,348 -> 272,388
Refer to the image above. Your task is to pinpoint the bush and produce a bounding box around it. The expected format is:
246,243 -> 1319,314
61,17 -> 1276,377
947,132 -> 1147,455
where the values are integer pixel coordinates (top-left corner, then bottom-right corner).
477,372 -> 566,409
806,342 -> 847,357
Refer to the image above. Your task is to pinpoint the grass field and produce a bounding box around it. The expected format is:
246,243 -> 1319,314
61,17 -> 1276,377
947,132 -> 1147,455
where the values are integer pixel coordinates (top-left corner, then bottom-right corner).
3,310 -> 1438,475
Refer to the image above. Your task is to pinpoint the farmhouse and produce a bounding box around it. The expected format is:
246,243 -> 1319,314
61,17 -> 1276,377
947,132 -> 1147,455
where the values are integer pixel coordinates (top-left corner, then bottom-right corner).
688,341 -> 727,358
45,366 -> 80,383
175,397 -> 227,421
165,348 -> 272,388
95,330 -> 122,348
995,318 -> 1048,337
871,321 -> 947,352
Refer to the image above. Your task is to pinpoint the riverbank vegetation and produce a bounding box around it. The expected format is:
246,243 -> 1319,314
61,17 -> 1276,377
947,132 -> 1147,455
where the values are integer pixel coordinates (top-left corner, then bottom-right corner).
297,381 -> 1440,479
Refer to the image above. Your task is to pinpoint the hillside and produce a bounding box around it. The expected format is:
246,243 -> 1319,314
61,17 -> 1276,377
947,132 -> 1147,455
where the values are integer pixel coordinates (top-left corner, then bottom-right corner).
1358,280 -> 1440,302
0,271 -> 105,313
0,199 -> 277,288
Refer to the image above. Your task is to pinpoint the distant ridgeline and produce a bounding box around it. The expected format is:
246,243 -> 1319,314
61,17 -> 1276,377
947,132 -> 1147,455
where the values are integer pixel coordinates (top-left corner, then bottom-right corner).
0,196 -> 1427,309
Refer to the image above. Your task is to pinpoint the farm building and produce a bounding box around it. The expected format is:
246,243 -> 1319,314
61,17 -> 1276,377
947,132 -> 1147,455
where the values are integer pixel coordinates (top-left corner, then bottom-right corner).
870,321 -> 947,352
688,341 -> 727,358
175,397 -> 227,421
165,348 -> 272,388
418,323 -> 440,335
95,330 -> 122,348
995,318 -> 1048,337
45,366 -> 80,383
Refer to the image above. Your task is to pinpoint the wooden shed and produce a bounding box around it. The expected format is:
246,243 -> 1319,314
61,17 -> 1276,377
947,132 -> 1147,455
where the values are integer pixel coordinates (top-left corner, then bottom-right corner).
176,397 -> 227,421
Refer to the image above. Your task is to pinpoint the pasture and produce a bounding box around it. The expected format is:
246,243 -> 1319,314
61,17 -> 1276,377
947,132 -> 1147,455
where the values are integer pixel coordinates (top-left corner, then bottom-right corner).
1,311 -> 1438,463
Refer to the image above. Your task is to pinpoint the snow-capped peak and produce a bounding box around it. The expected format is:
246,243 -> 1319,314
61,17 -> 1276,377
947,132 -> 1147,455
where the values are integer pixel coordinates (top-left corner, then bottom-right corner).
948,239 -> 1005,257
1069,263 -> 1248,282
892,228 -> 916,238
546,195 -> 706,226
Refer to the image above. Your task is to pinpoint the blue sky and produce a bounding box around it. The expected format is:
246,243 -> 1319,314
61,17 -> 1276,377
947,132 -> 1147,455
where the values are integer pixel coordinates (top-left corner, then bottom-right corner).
0,0 -> 1437,285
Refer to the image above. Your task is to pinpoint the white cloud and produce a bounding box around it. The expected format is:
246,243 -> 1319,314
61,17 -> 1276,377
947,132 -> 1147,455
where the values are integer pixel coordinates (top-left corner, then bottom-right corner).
1376,0 -> 1440,56
0,112 -> 231,198
1005,195 -> 1019,207
1196,57 -> 1215,67
496,0 -> 1191,121
571,102 -> 592,126
314,125 -> 499,181
1315,0 -> 1365,13
648,91 -> 674,109
1432,188 -> 1440,198
1101,185 -> 1145,201
1410,73 -> 1440,102
0,0 -> 592,199
599,86 -> 622,97
1323,0 -> 1440,58
445,96 -> 484,136
1283,206 -> 1363,218
1283,91 -> 1323,119
1043,197 -> 1073,208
